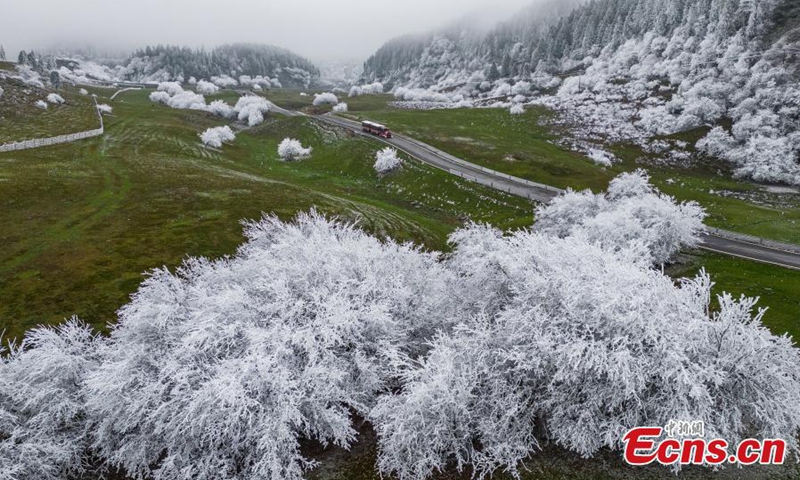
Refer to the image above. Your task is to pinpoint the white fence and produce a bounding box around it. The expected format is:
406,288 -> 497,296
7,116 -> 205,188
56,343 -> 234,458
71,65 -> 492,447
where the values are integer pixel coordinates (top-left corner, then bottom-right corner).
0,98 -> 105,153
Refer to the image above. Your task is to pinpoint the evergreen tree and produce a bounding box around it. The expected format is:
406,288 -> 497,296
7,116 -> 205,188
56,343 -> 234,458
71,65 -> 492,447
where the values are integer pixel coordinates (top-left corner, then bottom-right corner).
486,62 -> 500,81
18,50 -> 26,65
50,70 -> 61,89
0,45 -> 5,61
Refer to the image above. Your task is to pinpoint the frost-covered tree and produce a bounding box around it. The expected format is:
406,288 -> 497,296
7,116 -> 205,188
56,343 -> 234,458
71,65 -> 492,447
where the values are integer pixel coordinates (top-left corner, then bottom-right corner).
156,81 -> 184,96
46,93 -> 64,104
83,211 -> 459,480
0,320 -> 101,480
349,82 -> 384,97
535,170 -> 706,264
199,125 -> 236,148
372,225 -> 800,480
374,147 -> 402,173
234,95 -> 270,126
278,138 -> 312,161
509,104 -> 524,115
196,80 -> 220,95
49,70 -> 61,89
332,102 -> 348,113
313,92 -> 339,106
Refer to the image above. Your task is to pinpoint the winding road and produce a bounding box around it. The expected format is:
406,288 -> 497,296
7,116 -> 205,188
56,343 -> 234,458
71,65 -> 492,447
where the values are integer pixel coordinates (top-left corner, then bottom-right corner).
267,101 -> 800,270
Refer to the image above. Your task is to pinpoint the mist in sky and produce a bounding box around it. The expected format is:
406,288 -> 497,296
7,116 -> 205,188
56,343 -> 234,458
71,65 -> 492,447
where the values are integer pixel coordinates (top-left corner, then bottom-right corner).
0,0 -> 533,62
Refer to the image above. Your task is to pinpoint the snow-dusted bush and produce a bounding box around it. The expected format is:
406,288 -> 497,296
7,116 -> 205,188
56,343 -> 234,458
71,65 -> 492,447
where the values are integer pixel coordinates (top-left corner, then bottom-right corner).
164,90 -> 207,110
253,84 -> 262,91
372,226 -> 800,479
509,104 -> 524,115
210,75 -> 238,88
96,104 -> 113,114
46,93 -> 65,104
156,81 -> 184,96
188,76 -> 197,85
207,99 -> 235,119
277,138 -> 312,161
34,100 -> 48,110
534,170 -> 706,264
349,82 -> 384,97
78,88 -> 88,95
332,102 -> 348,113
0,320 -> 100,480
150,83 -> 209,110
84,211 -> 457,480
313,92 -> 339,106
0,87 -> 4,98
374,147 -> 402,173
234,95 -> 270,126
148,91 -> 171,105
196,80 -> 220,95
586,147 -> 615,167
13,65 -> 45,88
492,82 -> 512,97
394,87 -> 463,104
199,125 -> 236,148
696,126 -> 735,158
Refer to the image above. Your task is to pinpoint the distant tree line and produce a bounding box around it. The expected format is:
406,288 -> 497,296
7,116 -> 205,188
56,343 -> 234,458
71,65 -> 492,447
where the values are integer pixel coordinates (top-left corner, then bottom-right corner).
123,43 -> 320,87
361,0 -> 784,85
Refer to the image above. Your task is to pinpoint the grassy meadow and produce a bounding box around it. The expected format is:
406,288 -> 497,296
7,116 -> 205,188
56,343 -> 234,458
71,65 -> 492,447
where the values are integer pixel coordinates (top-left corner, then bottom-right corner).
0,85 -> 533,341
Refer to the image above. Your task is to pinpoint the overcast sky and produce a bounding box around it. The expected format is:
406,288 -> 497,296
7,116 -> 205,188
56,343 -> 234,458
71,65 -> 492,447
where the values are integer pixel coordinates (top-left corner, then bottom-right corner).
1,0 -> 533,62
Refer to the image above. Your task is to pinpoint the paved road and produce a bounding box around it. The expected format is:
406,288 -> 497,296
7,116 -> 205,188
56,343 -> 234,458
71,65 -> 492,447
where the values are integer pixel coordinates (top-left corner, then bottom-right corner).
266,106 -> 800,271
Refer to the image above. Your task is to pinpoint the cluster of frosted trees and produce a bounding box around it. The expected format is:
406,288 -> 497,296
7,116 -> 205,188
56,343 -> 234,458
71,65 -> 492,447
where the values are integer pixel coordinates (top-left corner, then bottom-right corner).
3,172 -> 799,480
363,0 -> 800,185
121,44 -> 319,88
150,82 -> 271,127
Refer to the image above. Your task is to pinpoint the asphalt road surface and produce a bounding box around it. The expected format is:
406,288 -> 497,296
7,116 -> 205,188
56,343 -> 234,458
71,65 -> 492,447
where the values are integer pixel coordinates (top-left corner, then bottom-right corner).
291,110 -> 800,271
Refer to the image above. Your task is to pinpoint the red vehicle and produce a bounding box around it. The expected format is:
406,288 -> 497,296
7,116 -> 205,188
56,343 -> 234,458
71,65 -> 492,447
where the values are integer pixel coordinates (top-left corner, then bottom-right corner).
362,120 -> 393,138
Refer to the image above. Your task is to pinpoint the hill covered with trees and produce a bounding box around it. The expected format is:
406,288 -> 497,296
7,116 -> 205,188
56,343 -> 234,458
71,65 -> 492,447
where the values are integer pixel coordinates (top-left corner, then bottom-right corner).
360,0 -> 800,186
121,43 -> 320,88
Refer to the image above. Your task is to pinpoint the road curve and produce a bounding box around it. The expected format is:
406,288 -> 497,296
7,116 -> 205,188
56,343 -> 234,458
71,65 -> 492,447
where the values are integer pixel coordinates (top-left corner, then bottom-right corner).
279,109 -> 800,271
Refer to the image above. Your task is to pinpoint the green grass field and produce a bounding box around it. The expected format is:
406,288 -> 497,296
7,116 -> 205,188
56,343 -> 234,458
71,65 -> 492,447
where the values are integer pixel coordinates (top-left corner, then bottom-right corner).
0,87 -> 532,341
0,77 -> 100,143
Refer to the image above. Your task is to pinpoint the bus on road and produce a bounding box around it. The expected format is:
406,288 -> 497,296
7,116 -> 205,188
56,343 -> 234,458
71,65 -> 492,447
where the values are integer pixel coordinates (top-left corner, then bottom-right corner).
362,121 -> 393,139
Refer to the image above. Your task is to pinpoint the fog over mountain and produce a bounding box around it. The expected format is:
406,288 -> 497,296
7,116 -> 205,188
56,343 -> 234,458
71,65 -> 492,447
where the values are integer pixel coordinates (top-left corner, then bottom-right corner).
0,0 -> 533,61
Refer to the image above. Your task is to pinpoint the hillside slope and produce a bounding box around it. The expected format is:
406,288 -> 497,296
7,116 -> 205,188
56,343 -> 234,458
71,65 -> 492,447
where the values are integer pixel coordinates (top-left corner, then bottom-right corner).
120,43 -> 320,88
361,0 -> 800,186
